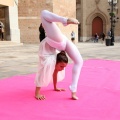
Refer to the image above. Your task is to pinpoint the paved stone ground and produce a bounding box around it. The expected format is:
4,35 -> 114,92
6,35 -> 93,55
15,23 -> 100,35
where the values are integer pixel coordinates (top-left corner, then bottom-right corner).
0,41 -> 120,79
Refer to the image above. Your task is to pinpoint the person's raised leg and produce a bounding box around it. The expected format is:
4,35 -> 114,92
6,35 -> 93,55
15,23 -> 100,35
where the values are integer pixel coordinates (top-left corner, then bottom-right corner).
41,10 -> 79,43
41,10 -> 67,42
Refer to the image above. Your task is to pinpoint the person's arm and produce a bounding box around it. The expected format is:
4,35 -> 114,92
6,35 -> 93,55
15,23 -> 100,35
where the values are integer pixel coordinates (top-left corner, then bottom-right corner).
53,69 -> 65,91
53,69 -> 58,90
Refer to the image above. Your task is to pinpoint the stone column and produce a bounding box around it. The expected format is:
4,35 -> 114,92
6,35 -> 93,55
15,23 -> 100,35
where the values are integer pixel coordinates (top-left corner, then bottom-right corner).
80,0 -> 87,42
5,0 -> 20,43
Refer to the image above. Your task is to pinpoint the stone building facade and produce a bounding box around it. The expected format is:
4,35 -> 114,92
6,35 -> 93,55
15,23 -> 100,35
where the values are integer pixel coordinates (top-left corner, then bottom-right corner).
0,0 -> 77,43
77,0 -> 120,42
0,0 -> 120,43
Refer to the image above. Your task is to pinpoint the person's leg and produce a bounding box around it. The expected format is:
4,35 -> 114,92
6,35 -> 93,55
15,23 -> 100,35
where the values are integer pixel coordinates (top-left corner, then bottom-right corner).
0,32 -> 1,40
41,10 -> 67,42
1,32 -> 3,40
73,38 -> 75,44
95,38 -> 97,42
41,10 -> 79,43
65,40 -> 83,100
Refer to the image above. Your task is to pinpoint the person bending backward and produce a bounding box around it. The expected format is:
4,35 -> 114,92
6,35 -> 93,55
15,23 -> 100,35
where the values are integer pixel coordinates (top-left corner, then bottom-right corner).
35,10 -> 83,100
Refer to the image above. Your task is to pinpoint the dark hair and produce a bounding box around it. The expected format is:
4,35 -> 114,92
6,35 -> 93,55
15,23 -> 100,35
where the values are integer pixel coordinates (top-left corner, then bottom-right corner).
39,23 -> 45,42
56,51 -> 68,64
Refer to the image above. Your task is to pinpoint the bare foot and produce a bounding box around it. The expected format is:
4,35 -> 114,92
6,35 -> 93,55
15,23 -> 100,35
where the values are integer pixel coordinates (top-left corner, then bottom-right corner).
54,88 -> 66,92
35,87 -> 45,100
71,92 -> 78,100
35,93 -> 45,100
67,18 -> 80,25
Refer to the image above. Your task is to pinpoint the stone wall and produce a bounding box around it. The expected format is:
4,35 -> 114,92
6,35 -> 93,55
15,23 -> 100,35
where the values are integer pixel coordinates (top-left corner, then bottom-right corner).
53,0 -> 78,42
18,0 -> 77,43
18,0 -> 53,43
0,0 -> 14,6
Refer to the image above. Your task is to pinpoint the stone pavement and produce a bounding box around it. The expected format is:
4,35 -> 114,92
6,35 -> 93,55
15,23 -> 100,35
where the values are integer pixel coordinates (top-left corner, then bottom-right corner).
0,41 -> 120,79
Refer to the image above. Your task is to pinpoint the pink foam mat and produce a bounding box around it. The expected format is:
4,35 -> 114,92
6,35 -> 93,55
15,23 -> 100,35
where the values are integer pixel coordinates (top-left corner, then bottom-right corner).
0,59 -> 120,120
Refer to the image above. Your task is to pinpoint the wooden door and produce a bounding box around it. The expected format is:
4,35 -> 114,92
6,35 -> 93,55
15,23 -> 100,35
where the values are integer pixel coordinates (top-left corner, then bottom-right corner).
92,17 -> 103,37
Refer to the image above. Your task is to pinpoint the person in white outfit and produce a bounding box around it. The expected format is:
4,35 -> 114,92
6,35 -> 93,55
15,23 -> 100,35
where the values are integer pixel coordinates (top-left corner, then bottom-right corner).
35,10 -> 83,100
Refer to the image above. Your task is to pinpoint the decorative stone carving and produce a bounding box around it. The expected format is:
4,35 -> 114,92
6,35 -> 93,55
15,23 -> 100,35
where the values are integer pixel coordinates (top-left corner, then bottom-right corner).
95,0 -> 100,4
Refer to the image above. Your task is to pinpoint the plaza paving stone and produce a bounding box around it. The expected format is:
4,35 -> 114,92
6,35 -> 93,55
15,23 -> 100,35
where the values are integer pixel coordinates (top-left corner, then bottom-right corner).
0,41 -> 120,79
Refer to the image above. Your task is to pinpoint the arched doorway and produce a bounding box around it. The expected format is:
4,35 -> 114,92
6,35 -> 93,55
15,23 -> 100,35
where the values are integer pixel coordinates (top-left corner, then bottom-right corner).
92,16 -> 103,37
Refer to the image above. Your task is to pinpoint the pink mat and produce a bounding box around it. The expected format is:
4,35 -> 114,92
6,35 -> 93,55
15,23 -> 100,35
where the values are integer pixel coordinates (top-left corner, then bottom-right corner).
0,59 -> 120,120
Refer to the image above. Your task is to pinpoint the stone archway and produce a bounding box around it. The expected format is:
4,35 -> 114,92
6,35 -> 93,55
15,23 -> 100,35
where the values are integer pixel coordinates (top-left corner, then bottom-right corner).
86,8 -> 108,39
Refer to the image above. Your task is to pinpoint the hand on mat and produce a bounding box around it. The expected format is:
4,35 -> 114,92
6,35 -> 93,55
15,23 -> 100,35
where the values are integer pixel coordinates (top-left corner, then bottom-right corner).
35,94 -> 45,100
67,18 -> 80,25
54,88 -> 66,92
